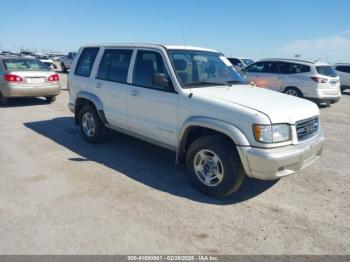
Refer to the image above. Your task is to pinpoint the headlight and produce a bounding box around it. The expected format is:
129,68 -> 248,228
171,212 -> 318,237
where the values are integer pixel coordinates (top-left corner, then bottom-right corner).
253,124 -> 291,143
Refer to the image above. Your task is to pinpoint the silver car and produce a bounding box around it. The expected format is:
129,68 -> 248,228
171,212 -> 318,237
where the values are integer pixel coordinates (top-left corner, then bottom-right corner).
0,57 -> 60,106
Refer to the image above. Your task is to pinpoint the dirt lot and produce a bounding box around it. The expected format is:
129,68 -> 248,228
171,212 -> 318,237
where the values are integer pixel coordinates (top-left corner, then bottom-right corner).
0,73 -> 349,255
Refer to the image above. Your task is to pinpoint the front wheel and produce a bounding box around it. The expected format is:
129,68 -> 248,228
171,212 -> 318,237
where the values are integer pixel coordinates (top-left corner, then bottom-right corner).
186,135 -> 245,198
78,104 -> 106,143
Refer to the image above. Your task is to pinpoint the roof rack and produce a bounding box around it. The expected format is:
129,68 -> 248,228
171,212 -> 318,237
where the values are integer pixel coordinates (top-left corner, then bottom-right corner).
260,58 -> 315,64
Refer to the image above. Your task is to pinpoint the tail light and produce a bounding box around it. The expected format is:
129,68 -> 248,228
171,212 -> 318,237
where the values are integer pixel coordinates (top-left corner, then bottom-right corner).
48,74 -> 59,81
4,74 -> 23,82
311,76 -> 328,83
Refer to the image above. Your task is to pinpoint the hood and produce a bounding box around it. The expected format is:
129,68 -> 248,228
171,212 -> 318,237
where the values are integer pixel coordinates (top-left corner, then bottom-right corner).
190,85 -> 319,124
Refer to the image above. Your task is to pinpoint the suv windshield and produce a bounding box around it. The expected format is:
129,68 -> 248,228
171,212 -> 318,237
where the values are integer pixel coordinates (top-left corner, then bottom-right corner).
316,66 -> 337,77
3,59 -> 49,71
168,50 -> 246,88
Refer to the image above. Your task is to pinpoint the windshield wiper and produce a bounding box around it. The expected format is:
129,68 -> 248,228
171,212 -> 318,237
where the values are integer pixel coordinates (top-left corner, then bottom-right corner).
226,80 -> 244,85
184,81 -> 229,88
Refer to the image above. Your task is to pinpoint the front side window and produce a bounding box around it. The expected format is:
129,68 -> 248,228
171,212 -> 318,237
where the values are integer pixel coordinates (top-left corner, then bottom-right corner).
263,62 -> 289,74
3,59 -> 49,71
97,49 -> 132,83
169,50 -> 246,88
133,50 -> 172,91
75,48 -> 99,77
246,62 -> 265,73
316,66 -> 337,77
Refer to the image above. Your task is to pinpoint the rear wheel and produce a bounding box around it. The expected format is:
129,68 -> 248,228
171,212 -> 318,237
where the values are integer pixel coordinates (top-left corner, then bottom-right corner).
78,104 -> 106,143
0,92 -> 8,106
46,96 -> 56,103
186,135 -> 245,198
283,87 -> 303,97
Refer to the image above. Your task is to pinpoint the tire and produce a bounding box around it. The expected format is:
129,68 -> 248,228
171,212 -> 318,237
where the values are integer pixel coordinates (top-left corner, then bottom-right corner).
78,104 -> 106,143
46,96 -> 56,103
283,87 -> 303,97
186,135 -> 245,198
61,63 -> 67,73
0,92 -> 8,106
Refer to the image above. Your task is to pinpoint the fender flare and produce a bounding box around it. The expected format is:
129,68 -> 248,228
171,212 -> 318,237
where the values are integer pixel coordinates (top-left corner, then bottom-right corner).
75,91 -> 108,124
176,116 -> 250,163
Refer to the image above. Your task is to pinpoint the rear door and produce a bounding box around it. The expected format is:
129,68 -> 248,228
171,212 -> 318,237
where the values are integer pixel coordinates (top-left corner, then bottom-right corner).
127,49 -> 178,148
93,48 -> 133,129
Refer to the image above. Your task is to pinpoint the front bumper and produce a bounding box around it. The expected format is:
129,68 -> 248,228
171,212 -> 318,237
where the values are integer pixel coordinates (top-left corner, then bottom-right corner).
237,131 -> 325,180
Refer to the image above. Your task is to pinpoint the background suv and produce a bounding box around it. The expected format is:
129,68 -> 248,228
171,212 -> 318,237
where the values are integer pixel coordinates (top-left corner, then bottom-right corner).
244,59 -> 341,106
334,63 -> 350,91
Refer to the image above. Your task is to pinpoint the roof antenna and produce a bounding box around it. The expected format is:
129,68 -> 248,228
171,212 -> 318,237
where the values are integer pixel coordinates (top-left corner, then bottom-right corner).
181,25 -> 186,48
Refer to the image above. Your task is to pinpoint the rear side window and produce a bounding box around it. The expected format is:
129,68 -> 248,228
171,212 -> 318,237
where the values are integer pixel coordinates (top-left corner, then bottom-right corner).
316,66 -> 337,77
290,63 -> 310,74
336,66 -> 350,73
97,49 -> 132,83
75,48 -> 99,77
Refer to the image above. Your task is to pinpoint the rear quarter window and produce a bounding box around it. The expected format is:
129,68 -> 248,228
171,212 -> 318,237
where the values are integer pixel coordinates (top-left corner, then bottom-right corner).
316,66 -> 337,77
75,48 -> 99,77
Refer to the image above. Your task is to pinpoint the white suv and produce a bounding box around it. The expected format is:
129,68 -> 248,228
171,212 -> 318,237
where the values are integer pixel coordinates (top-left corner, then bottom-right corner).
68,44 -> 324,198
244,59 -> 341,106
334,63 -> 350,91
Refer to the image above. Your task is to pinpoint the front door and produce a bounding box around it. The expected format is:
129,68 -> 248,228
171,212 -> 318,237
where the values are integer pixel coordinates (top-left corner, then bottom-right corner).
127,49 -> 178,148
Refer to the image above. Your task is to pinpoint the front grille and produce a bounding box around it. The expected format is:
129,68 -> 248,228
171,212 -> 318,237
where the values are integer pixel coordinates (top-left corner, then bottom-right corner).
296,117 -> 319,141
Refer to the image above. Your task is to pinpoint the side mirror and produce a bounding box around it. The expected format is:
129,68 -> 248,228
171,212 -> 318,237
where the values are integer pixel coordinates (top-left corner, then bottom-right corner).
151,73 -> 170,88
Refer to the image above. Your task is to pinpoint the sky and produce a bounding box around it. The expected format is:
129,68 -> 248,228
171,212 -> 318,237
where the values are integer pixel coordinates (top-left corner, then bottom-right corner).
1,0 -> 350,63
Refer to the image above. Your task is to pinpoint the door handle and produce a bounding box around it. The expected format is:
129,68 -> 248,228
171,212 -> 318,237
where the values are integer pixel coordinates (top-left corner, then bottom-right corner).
96,82 -> 103,88
130,90 -> 140,97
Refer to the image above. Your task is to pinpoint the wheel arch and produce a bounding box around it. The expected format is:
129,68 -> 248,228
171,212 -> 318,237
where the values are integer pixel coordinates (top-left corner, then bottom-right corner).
283,86 -> 303,97
176,117 -> 250,164
74,91 -> 108,125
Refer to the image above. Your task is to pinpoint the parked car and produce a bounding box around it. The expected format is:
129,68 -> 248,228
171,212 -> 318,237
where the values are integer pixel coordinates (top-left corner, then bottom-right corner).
227,57 -> 255,70
59,52 -> 76,72
243,59 -> 341,106
68,44 -> 324,198
35,55 -> 57,70
334,63 -> 350,91
0,57 -> 60,105
19,51 -> 36,58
